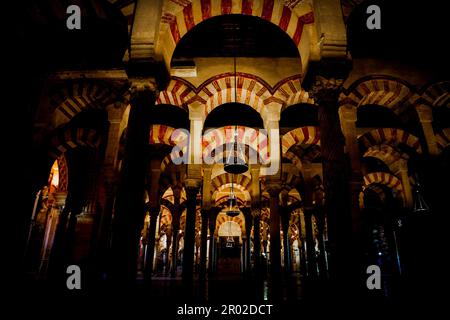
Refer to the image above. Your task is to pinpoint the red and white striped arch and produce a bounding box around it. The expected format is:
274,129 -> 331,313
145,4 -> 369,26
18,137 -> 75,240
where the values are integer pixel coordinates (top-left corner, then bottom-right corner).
149,124 -> 189,146
211,173 -> 251,191
362,172 -> 405,205
202,126 -> 269,163
274,77 -> 314,110
49,127 -> 102,159
215,214 -> 245,236
359,128 -> 422,154
339,78 -> 419,115
155,78 -> 196,111
363,145 -> 408,174
281,126 -> 320,155
50,81 -> 117,129
199,75 -> 272,117
158,0 -> 315,69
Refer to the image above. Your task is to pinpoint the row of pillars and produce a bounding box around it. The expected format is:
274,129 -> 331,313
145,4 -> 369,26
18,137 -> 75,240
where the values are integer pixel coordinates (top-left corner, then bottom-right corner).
108,74 -> 355,287
33,72 -> 366,288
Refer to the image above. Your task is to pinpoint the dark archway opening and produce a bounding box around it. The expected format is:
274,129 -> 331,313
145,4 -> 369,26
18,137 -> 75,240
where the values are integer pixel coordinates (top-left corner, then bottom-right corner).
173,14 -> 300,59
204,103 -> 264,129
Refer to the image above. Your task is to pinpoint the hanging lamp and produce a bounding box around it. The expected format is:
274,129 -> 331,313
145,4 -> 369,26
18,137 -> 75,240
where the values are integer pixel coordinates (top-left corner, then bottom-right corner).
413,181 -> 430,214
226,176 -> 240,217
223,37 -> 248,174
226,217 -> 235,248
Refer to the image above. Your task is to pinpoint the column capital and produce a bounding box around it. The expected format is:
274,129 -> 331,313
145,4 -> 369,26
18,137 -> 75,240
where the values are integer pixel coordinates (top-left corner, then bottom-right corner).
185,178 -> 201,191
129,77 -> 158,98
309,76 -> 344,104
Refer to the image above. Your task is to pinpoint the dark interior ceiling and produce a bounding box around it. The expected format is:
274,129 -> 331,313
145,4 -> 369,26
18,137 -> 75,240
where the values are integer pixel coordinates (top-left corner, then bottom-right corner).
356,104 -> 402,128
347,0 -> 449,74
173,14 -> 300,59
24,0 -> 128,70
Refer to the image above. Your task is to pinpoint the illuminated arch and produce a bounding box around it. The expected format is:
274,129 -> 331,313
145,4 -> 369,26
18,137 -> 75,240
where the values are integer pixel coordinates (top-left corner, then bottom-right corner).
157,0 -> 315,70
149,124 -> 189,146
281,126 -> 320,155
216,214 -> 245,237
198,74 -> 273,117
202,126 -> 269,164
56,155 -> 68,193
50,81 -> 118,128
363,172 -> 405,206
211,172 -> 251,191
155,78 -> 196,111
359,128 -> 422,154
274,76 -> 314,110
363,145 -> 409,174
340,77 -> 419,115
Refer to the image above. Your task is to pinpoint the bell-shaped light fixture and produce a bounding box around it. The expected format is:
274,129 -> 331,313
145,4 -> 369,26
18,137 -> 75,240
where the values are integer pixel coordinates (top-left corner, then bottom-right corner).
226,178 -> 241,217
224,48 -> 248,174
413,182 -> 430,214
224,127 -> 248,174
226,219 -> 235,248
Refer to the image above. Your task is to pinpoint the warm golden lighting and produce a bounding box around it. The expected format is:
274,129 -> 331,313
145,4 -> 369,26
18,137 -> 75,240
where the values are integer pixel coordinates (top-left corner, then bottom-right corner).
49,160 -> 59,189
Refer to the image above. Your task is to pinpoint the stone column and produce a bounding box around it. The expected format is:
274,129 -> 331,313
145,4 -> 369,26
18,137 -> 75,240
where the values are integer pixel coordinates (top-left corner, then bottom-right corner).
170,185 -> 182,277
93,103 -> 127,275
42,192 -> 67,277
339,105 -> 360,175
252,209 -> 261,276
208,208 -> 219,274
303,209 -> 317,278
280,206 -> 291,275
311,75 -> 354,285
302,163 -> 318,278
170,214 -> 180,277
265,182 -> 282,277
416,104 -> 438,156
242,208 -> 253,274
110,79 -> 155,284
199,209 -> 209,279
339,105 -> 364,235
398,159 -> 414,209
144,207 -> 159,280
182,179 -> 200,280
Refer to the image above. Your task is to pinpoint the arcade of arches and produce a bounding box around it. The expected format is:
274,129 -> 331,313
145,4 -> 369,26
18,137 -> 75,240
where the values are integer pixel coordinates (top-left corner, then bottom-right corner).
24,0 -> 449,302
